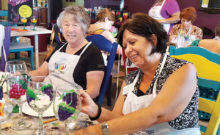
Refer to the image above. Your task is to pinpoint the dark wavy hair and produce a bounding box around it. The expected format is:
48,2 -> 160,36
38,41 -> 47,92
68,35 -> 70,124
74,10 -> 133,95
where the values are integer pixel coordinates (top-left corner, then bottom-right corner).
118,13 -> 168,54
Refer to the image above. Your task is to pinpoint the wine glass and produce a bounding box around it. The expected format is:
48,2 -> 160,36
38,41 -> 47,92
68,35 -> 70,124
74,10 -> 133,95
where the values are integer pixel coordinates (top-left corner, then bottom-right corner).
5,60 -> 28,76
27,76 -> 54,135
7,75 -> 32,130
53,89 -> 81,135
31,16 -> 37,31
21,17 -> 27,30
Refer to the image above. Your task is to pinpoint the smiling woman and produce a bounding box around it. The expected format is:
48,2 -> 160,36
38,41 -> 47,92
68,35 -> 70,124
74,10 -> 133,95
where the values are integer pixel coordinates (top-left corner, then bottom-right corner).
73,13 -> 200,135
29,6 -> 105,99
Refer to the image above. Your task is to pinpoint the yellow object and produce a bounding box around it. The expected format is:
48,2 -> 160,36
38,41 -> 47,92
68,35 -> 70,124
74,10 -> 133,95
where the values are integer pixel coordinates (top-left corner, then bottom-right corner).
199,92 -> 220,135
1,0 -> 8,10
43,117 -> 57,124
1,122 -> 12,129
21,18 -> 27,23
201,0 -> 209,8
31,19 -> 37,24
0,102 -> 4,116
172,54 -> 220,82
18,5 -> 32,18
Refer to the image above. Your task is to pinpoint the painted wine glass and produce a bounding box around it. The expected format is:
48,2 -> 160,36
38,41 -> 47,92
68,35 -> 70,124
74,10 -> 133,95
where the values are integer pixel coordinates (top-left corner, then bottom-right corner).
53,89 -> 81,135
27,76 -> 54,135
31,16 -> 37,31
5,60 -> 28,75
7,75 -> 32,130
21,17 -> 27,30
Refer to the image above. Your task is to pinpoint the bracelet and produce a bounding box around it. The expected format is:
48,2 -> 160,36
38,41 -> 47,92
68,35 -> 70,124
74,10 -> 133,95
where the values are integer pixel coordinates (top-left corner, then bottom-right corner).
101,122 -> 109,135
89,104 -> 102,121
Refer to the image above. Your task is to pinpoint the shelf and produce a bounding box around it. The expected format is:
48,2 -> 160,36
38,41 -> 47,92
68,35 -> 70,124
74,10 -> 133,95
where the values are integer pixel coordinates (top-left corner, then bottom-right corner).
198,7 -> 220,14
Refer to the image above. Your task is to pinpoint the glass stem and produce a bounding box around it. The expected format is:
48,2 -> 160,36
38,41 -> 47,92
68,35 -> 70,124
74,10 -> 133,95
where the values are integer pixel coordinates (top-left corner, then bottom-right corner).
18,103 -> 24,125
0,122 -> 2,134
65,121 -> 69,135
38,112 -> 43,133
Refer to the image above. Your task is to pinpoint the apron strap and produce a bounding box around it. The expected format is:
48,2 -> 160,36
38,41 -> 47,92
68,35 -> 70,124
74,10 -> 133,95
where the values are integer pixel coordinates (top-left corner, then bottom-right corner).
79,42 -> 92,56
57,42 -> 68,51
123,71 -> 140,96
152,54 -> 167,94
161,0 -> 166,7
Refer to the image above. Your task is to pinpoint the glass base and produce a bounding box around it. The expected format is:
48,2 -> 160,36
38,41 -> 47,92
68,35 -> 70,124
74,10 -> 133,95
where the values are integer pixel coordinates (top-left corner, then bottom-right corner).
12,119 -> 32,130
35,128 -> 46,135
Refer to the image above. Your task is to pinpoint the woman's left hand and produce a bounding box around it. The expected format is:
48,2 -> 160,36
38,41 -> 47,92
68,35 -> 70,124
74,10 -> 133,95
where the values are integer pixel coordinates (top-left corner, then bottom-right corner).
73,124 -> 102,135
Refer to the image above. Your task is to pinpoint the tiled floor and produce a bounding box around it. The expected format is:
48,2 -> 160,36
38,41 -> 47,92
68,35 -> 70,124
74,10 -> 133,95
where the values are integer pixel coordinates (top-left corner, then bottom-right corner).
15,47 -> 125,110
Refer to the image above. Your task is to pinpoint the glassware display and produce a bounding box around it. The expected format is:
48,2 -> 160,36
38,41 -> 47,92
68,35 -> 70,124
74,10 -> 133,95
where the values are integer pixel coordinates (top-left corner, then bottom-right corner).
31,16 -> 37,31
7,75 -> 32,130
21,17 -> 27,30
53,89 -> 81,135
27,76 -> 54,135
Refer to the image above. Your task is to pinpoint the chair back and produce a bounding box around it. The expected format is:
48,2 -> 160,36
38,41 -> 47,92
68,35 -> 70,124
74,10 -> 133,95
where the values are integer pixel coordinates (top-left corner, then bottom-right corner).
169,46 -> 220,82
169,46 -> 220,134
45,24 -> 63,60
53,23 -> 63,45
86,34 -> 118,105
199,83 -> 220,135
0,26 -> 11,71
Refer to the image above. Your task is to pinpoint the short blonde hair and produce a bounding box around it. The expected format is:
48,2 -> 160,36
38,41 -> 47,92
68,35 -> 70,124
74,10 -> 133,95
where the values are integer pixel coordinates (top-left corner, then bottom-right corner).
57,6 -> 90,34
96,8 -> 115,22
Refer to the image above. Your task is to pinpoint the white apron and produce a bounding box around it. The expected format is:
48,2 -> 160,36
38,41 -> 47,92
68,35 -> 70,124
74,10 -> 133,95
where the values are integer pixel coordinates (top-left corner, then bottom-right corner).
148,0 -> 170,33
122,54 -> 200,135
44,42 -> 91,92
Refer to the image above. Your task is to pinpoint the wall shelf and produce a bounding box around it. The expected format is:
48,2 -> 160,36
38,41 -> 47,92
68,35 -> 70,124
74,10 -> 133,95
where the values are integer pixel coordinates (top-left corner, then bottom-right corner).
198,7 -> 220,14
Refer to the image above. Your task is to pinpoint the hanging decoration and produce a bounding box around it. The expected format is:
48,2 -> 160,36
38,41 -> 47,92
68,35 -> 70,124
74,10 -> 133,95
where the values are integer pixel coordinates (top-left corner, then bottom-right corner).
120,0 -> 125,11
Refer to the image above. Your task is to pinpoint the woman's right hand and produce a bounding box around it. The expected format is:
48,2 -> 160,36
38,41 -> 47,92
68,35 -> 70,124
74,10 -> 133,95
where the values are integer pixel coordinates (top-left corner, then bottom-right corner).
78,90 -> 99,118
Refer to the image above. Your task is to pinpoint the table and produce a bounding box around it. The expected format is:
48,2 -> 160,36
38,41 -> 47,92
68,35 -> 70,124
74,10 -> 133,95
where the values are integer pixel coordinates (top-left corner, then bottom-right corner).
1,113 -> 95,135
11,26 -> 52,68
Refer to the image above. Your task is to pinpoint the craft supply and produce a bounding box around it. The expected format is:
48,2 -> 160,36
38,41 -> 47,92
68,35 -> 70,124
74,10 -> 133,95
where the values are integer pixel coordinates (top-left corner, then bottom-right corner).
43,117 -> 57,124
